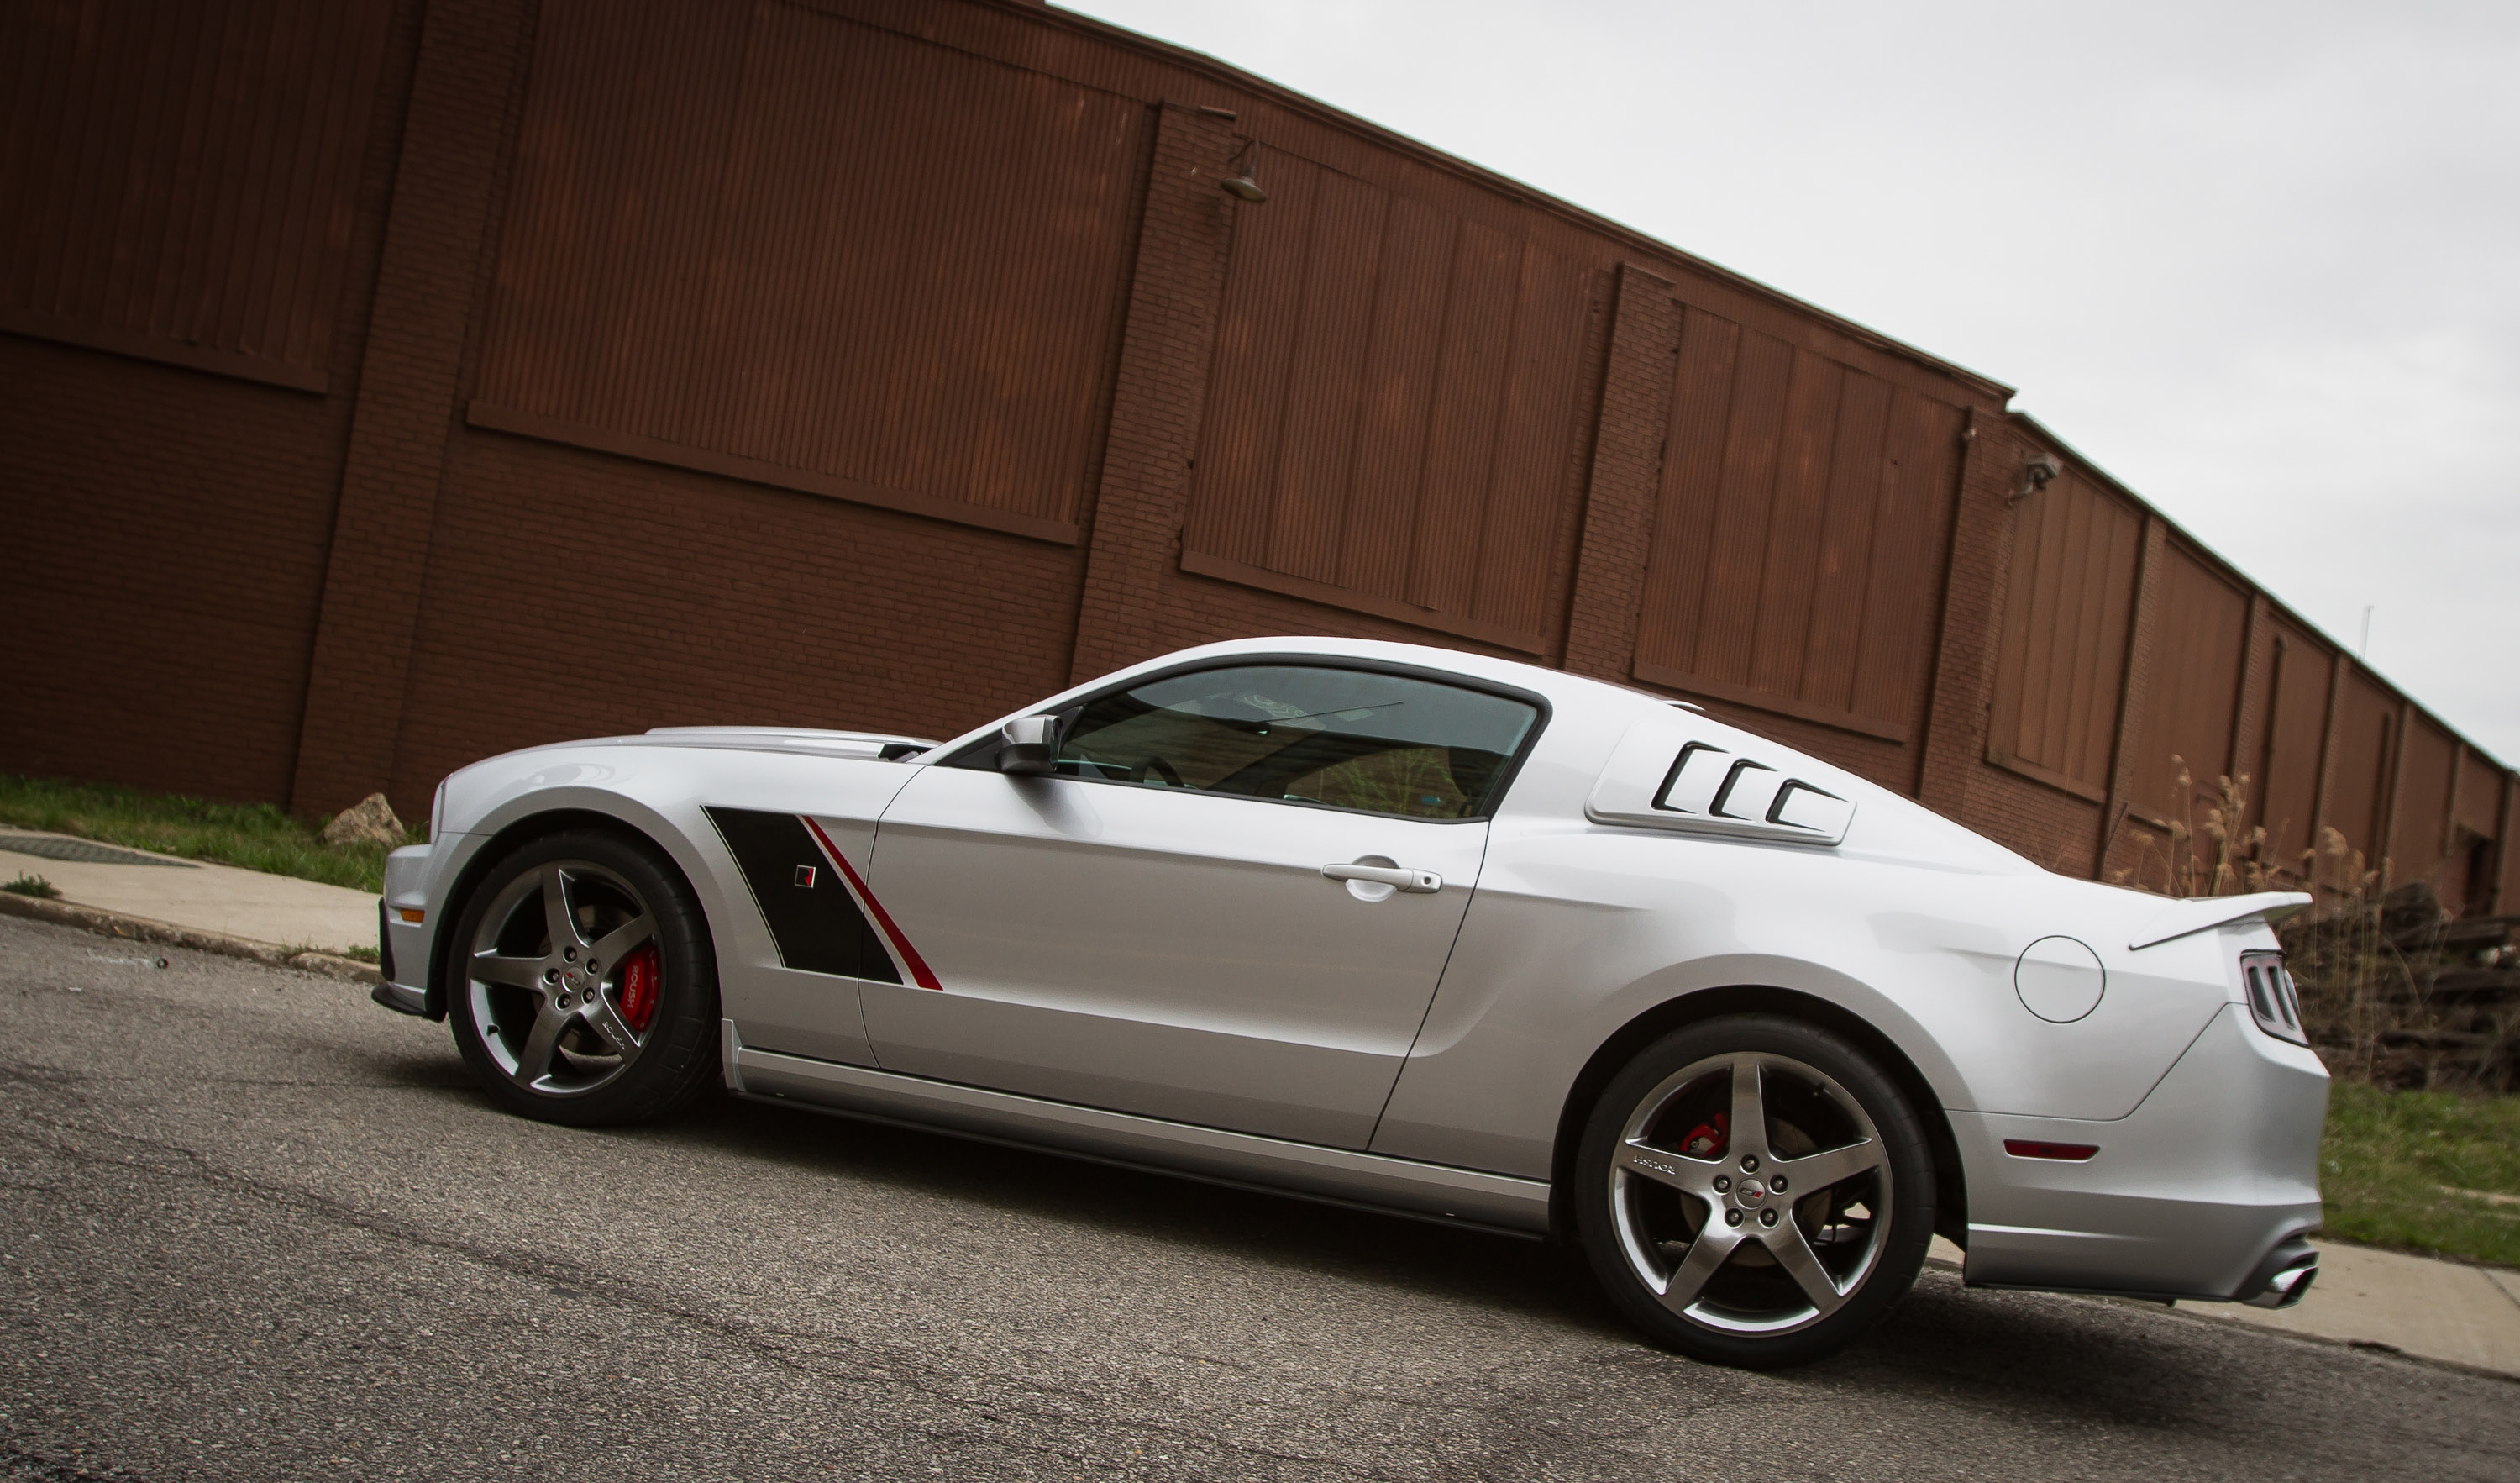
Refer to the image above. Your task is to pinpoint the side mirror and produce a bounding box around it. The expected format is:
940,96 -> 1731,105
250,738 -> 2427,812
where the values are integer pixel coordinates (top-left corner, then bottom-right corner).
997,714 -> 1061,776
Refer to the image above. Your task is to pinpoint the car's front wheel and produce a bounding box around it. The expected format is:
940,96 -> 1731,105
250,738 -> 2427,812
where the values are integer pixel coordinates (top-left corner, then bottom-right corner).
1574,1013 -> 1935,1368
445,828 -> 721,1126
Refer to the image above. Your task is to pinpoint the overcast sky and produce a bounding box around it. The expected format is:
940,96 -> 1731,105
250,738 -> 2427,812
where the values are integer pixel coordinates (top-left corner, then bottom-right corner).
1064,0 -> 2520,763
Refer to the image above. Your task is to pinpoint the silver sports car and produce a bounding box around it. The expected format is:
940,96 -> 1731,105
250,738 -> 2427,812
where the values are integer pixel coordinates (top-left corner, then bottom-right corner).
375,636 -> 2325,1366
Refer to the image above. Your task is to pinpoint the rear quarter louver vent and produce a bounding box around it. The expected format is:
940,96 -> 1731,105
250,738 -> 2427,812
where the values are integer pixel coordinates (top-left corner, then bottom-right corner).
1586,715 -> 1856,846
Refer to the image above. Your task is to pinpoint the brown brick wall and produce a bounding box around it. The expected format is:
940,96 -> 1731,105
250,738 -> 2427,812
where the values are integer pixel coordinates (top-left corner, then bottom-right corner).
291,0 -> 538,819
387,429 -> 1089,807
0,0 -> 422,806
0,340 -> 346,802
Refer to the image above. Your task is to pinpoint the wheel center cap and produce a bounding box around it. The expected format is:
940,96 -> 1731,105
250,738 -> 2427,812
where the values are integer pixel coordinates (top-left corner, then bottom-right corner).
1735,1178 -> 1768,1207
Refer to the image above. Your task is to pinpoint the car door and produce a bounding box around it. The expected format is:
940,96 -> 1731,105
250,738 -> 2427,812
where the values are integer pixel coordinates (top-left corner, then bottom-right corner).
858,660 -> 1545,1149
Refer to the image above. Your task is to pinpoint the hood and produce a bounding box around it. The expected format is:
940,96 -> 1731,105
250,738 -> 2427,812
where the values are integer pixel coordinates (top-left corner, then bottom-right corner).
633,726 -> 937,760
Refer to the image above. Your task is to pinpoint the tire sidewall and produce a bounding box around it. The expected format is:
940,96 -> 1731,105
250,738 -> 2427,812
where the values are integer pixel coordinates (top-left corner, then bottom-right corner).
1574,1013 -> 1935,1368
444,828 -> 721,1126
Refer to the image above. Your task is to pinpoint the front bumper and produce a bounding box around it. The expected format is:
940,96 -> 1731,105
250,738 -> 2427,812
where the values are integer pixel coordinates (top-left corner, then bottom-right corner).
370,898 -> 428,1014
377,841 -> 441,1018
1952,1003 -> 2328,1303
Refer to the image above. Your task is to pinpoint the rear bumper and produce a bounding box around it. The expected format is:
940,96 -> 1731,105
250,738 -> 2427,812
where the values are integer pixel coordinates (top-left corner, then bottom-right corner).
1953,1003 -> 2328,1303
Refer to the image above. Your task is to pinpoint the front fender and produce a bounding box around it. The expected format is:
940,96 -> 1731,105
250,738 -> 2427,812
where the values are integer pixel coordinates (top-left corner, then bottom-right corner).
402,759 -> 751,1019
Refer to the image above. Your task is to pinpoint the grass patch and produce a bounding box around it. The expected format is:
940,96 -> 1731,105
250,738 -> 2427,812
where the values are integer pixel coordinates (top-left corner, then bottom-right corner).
0,774 -> 416,894
2322,1081 -> 2520,1267
4,872 -> 62,899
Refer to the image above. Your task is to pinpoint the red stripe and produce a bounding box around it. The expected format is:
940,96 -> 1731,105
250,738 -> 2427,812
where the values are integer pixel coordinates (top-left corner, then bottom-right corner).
801,816 -> 942,991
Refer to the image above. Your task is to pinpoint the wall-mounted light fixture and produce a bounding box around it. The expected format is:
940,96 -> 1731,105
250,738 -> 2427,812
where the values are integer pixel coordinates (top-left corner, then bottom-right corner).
2011,451 -> 2062,505
1219,139 -> 1268,203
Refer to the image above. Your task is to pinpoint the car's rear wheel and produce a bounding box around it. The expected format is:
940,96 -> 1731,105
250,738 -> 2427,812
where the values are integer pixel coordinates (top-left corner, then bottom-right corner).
445,829 -> 720,1126
1574,1014 -> 1934,1368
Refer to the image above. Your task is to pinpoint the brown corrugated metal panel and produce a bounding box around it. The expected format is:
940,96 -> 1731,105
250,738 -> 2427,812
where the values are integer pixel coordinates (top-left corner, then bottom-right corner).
2390,715 -> 2458,887
469,0 -> 1144,544
2499,777 -> 2520,912
1180,145 -> 1593,655
2323,671 -> 2399,880
903,0 -> 2017,408
1983,470 -> 2145,800
1629,307 -> 1962,742
0,0 -> 390,392
2127,541 -> 2250,828
2458,749 -> 2502,839
2253,620 -> 2337,878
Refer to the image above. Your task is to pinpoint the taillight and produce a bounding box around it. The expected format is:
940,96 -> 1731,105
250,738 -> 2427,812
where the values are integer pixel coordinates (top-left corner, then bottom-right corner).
2239,950 -> 2307,1045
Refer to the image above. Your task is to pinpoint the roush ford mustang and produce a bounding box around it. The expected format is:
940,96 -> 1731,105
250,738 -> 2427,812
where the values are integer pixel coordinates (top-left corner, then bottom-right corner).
373,636 -> 2325,1366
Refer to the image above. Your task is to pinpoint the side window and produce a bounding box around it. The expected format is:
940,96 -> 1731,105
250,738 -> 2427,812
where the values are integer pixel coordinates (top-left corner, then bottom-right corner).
1055,665 -> 1540,820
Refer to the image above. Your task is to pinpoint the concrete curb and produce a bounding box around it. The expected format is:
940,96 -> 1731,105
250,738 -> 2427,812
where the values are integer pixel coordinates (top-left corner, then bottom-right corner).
0,889 -> 383,986
2156,1286 -> 2520,1386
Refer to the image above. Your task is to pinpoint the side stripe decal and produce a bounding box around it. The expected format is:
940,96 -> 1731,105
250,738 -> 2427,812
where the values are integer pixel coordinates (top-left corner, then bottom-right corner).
801,815 -> 942,991
703,806 -> 889,980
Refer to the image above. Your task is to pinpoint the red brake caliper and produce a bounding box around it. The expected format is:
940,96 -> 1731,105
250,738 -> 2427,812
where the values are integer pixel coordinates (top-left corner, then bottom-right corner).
1679,1112 -> 1729,1159
617,944 -> 661,1035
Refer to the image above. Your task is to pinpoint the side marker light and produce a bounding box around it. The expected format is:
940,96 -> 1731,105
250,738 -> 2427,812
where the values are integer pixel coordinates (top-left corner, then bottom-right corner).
396,907 -> 425,923
2003,1139 -> 2098,1160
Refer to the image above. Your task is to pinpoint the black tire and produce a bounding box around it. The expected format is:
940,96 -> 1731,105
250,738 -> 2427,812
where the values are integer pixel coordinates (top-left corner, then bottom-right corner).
1573,1013 -> 1934,1368
444,828 -> 721,1126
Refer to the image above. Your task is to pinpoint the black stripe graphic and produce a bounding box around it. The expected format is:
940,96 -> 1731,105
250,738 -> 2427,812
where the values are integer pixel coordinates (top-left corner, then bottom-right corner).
704,807 -> 897,981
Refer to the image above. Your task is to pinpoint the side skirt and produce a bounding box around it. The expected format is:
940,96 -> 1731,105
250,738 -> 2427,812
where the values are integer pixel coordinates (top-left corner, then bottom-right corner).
723,1028 -> 1551,1238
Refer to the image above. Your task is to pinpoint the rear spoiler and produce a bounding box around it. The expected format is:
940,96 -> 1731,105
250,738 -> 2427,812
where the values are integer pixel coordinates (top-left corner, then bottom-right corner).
2129,891 -> 2314,951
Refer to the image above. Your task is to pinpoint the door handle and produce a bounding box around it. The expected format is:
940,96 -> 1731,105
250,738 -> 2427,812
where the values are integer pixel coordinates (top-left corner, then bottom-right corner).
1321,863 -> 1441,894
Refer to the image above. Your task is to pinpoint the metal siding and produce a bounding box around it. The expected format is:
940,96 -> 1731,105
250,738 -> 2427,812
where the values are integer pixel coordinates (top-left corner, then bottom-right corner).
1851,390 -> 1962,728
1986,471 -> 2143,797
1631,308 -> 1740,686
473,0 -> 1143,537
1336,192 -> 1453,599
1265,167 -> 1387,586
1184,152 -> 1589,652
1408,219 -> 1520,620
0,0 -> 388,388
2458,751 -> 2502,839
1473,240 -> 1589,637
2255,624 -> 2334,875
1746,348 -> 1845,698
2327,673 -> 2399,874
2502,778 -> 2520,912
1187,145 -> 1317,571
1796,371 -> 1893,714
1694,331 -> 1794,690
2129,544 -> 2250,826
1631,308 -> 1960,743
2391,717 -> 2457,886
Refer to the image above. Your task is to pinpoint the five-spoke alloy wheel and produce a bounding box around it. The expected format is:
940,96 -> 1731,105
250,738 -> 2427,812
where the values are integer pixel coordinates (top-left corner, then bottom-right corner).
1576,1014 -> 1935,1367
447,829 -> 721,1125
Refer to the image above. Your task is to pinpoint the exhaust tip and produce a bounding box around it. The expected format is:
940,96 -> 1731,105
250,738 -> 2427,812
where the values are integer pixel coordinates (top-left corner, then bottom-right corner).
2243,1254 -> 2318,1309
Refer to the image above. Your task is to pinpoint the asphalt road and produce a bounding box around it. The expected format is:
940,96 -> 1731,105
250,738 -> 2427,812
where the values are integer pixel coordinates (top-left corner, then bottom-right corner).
3,914 -> 2514,1482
